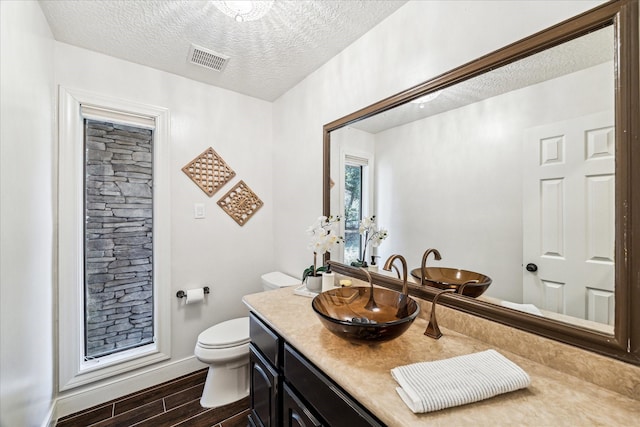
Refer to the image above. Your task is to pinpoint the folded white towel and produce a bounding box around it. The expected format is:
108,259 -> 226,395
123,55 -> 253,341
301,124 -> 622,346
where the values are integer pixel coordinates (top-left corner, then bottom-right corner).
390,349 -> 530,413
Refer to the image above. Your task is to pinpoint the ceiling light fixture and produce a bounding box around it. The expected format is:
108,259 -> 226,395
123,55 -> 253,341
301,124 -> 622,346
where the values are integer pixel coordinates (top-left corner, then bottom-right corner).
213,1 -> 274,22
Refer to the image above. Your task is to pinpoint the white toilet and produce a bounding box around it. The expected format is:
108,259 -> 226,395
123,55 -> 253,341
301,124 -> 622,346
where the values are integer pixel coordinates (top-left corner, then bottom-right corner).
194,271 -> 300,408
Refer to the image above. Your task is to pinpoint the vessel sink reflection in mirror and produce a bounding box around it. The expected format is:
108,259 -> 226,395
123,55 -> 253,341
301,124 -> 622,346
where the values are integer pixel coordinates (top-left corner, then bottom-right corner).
312,287 -> 420,344
411,267 -> 492,298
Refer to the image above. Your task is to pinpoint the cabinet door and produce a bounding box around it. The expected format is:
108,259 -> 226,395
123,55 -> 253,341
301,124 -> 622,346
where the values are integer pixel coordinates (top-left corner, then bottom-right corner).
250,345 -> 279,427
283,383 -> 323,427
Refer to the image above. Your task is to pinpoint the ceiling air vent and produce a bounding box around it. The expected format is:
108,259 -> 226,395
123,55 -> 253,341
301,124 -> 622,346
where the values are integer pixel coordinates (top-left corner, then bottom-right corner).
188,44 -> 229,72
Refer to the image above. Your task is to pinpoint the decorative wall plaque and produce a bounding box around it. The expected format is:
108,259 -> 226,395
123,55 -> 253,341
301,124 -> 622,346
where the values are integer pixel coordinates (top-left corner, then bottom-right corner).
182,147 -> 235,197
217,180 -> 263,226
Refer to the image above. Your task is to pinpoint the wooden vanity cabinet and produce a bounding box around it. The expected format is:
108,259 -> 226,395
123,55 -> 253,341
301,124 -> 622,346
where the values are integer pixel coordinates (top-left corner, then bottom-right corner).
249,312 -> 385,427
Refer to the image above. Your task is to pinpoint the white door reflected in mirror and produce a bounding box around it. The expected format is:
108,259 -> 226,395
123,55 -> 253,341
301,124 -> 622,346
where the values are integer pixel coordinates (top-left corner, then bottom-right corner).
523,112 -> 615,326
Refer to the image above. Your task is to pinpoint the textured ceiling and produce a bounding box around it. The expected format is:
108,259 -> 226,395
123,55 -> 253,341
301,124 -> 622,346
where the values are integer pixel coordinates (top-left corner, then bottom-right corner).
351,25 -> 614,134
38,0 -> 407,101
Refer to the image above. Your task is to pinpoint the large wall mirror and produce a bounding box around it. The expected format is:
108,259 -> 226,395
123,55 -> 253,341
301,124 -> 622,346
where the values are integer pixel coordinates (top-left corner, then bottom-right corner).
323,0 -> 639,364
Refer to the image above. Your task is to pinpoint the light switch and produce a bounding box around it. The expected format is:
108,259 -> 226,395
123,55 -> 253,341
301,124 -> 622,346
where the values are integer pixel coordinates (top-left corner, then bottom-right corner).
194,203 -> 205,219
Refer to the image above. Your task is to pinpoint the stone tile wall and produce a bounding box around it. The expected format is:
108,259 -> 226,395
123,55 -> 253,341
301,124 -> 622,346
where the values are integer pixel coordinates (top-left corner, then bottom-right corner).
84,120 -> 154,358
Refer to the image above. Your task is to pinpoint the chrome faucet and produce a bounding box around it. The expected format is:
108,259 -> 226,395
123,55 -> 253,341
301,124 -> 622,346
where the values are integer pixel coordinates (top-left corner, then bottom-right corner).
420,248 -> 442,286
383,254 -> 408,297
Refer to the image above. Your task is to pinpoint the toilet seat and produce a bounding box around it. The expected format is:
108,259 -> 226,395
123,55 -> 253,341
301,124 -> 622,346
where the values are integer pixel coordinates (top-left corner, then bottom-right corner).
197,317 -> 250,350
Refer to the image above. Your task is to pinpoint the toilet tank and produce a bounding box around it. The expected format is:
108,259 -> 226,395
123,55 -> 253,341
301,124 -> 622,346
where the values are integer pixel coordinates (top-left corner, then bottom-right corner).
261,271 -> 300,291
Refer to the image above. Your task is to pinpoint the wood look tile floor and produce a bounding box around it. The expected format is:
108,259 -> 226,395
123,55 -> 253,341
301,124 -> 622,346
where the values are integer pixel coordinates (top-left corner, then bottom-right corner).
56,369 -> 250,427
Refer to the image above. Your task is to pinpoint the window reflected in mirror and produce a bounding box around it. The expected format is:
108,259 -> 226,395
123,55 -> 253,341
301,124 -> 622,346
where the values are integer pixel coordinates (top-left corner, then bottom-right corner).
344,163 -> 364,265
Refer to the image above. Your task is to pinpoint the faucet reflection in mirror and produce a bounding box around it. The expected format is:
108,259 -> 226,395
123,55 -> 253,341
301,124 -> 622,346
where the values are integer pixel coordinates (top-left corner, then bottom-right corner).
420,248 -> 442,287
304,215 -> 343,291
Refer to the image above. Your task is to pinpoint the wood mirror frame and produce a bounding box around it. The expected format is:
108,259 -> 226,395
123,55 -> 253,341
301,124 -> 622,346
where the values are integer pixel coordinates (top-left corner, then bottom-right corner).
323,0 -> 639,365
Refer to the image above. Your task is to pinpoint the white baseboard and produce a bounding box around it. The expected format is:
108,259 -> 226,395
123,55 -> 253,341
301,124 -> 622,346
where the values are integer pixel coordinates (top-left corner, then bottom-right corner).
53,356 -> 204,422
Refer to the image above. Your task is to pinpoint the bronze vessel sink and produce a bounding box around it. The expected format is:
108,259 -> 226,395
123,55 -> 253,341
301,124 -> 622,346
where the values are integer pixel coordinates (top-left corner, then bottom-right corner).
410,267 -> 492,298
312,287 -> 420,344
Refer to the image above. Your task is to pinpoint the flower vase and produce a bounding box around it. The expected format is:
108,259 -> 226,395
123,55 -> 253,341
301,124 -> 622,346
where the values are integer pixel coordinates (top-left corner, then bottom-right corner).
306,275 -> 323,292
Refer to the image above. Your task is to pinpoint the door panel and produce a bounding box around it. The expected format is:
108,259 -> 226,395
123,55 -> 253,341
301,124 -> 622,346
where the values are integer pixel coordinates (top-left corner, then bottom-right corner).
540,178 -> 565,257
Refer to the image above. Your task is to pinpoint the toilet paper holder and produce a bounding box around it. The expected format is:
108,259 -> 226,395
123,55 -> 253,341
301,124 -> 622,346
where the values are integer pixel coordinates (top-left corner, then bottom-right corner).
176,287 -> 210,299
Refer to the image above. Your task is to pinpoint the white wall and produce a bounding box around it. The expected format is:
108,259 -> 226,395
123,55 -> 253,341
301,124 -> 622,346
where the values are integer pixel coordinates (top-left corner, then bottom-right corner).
53,42 -> 274,409
272,0 -> 604,285
0,1 -> 56,426
374,62 -> 613,303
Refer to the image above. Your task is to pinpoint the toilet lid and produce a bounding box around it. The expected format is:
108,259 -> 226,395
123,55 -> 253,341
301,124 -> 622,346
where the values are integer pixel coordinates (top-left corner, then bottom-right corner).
197,317 -> 250,349
261,271 -> 300,289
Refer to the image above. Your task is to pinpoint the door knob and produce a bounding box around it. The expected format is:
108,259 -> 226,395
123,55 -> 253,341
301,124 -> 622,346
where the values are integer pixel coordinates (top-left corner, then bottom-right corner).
526,263 -> 538,272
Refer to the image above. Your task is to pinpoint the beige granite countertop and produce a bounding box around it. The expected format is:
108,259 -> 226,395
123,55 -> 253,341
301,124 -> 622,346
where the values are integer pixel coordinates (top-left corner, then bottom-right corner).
243,287 -> 639,426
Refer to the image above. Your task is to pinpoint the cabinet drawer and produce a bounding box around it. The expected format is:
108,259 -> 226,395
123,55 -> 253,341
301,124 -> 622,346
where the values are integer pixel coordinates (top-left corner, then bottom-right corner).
250,312 -> 281,367
284,344 -> 384,427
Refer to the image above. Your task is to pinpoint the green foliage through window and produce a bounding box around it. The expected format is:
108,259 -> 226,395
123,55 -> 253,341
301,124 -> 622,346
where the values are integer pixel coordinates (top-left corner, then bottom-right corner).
344,164 -> 363,264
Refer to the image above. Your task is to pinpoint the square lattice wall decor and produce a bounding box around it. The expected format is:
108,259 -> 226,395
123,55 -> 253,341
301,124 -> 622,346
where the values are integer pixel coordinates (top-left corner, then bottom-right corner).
182,147 -> 235,196
217,180 -> 263,226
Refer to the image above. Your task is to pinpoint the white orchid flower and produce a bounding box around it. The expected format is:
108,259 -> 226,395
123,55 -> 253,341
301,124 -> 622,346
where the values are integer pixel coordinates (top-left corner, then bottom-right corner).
354,215 -> 388,264
371,228 -> 388,247
305,214 -> 344,256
